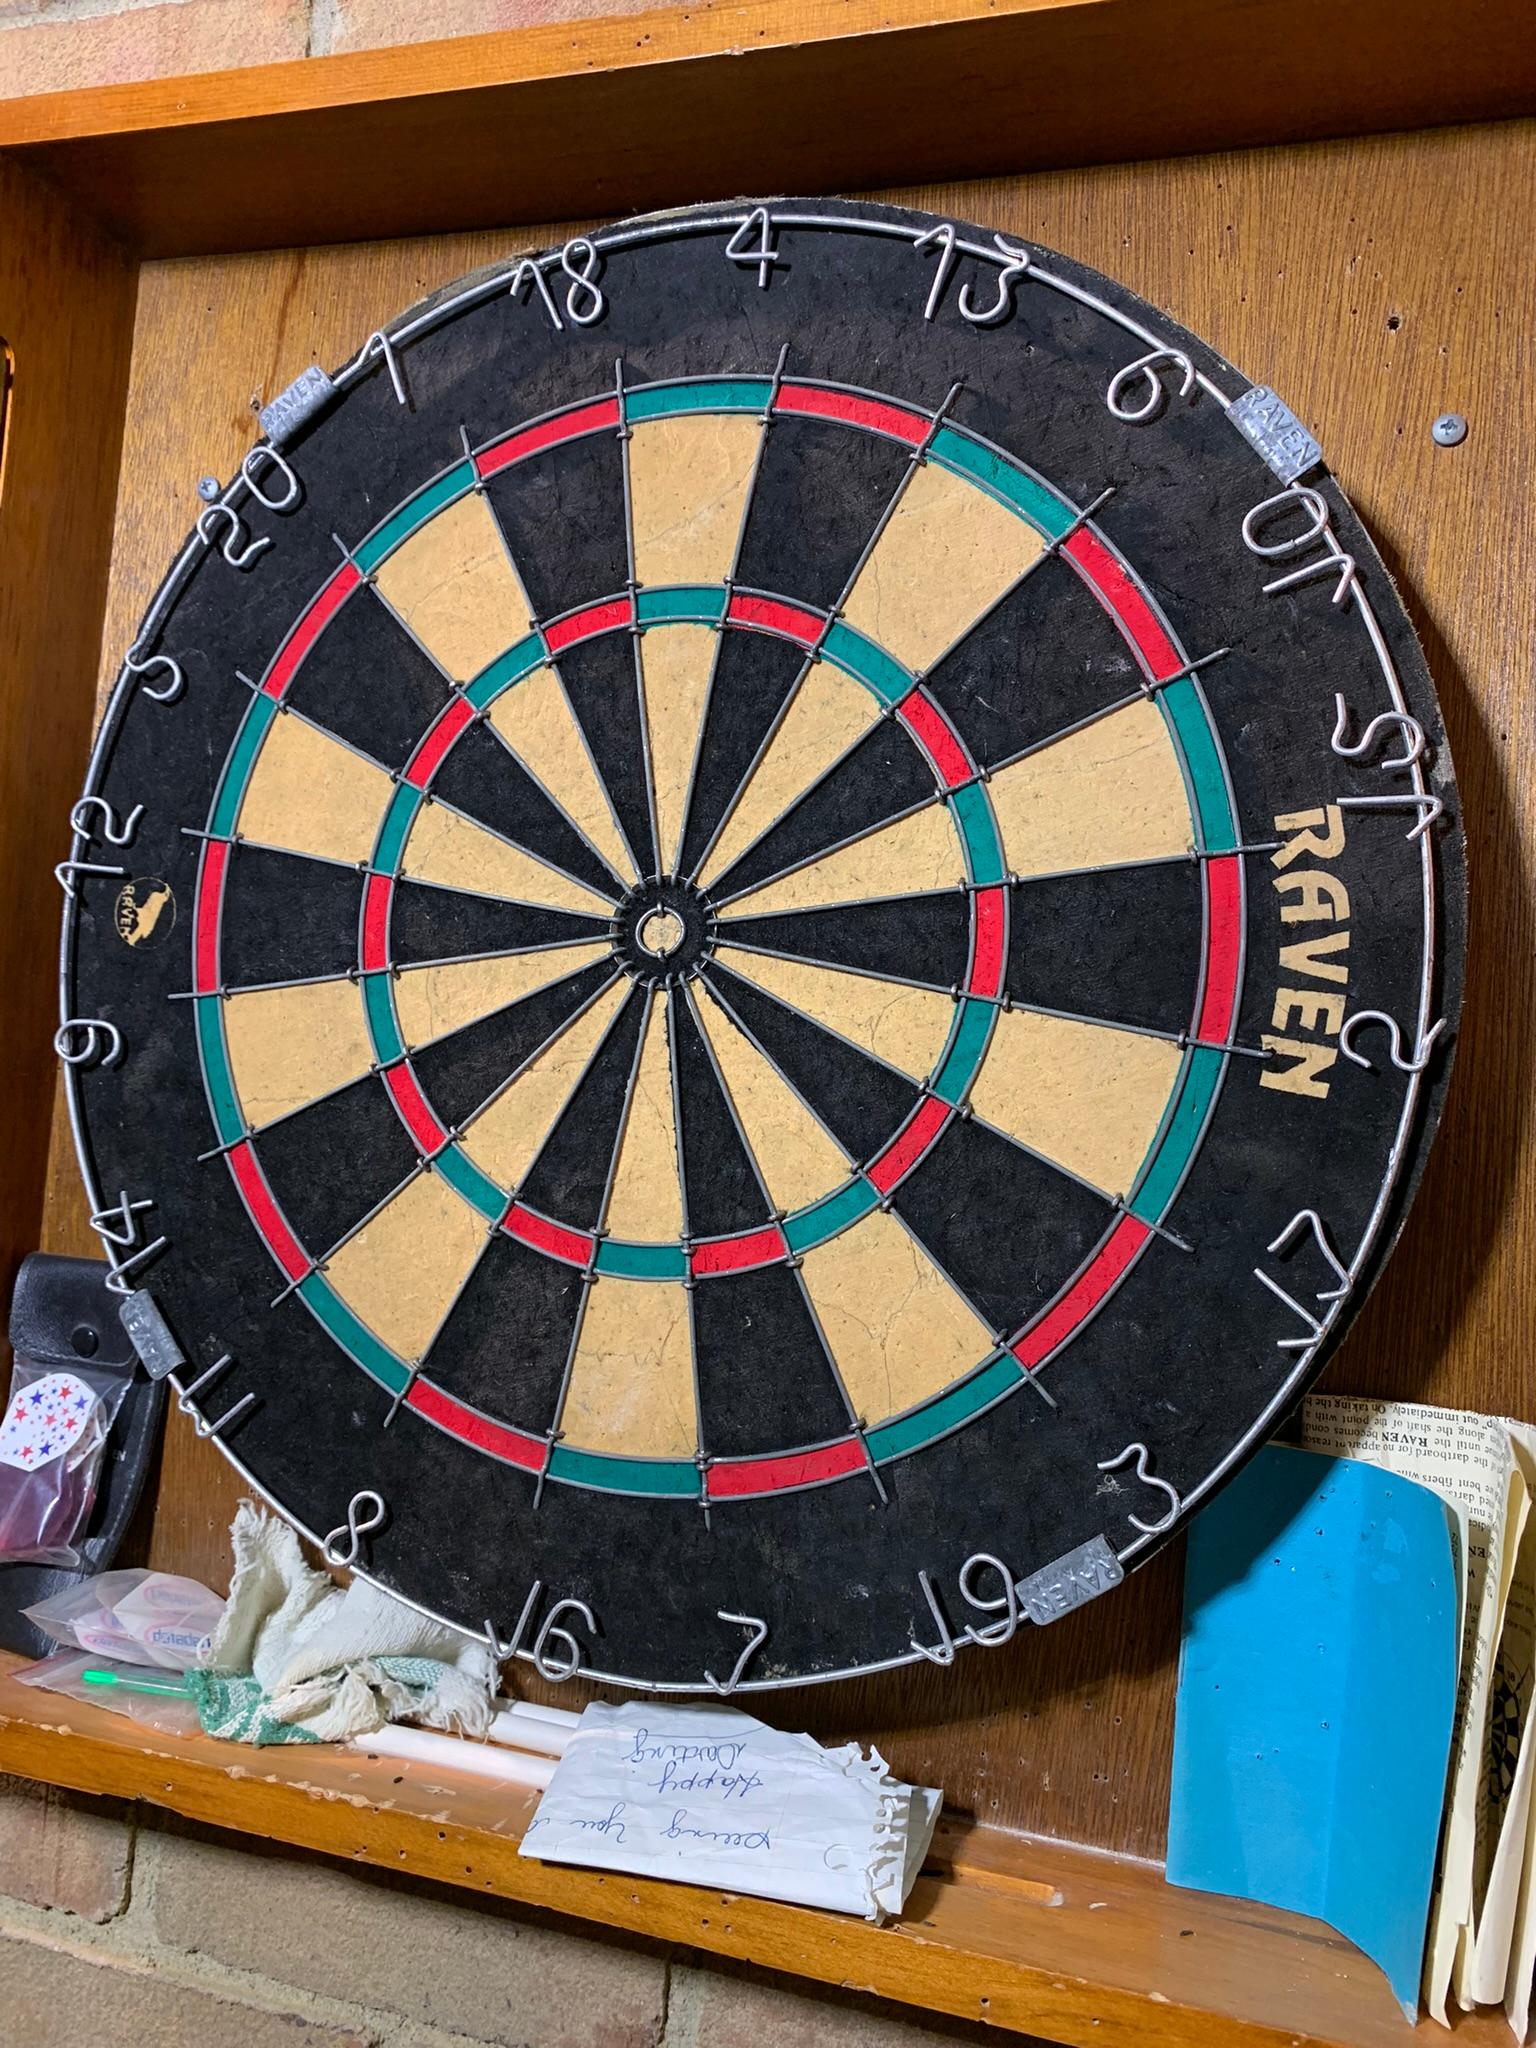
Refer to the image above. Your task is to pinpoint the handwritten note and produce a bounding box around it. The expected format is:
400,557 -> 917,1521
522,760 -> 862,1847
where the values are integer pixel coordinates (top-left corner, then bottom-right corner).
519,1701 -> 940,1920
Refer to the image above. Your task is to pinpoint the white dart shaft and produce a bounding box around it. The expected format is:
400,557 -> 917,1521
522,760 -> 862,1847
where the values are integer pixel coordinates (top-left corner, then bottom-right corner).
354,1720 -> 556,1789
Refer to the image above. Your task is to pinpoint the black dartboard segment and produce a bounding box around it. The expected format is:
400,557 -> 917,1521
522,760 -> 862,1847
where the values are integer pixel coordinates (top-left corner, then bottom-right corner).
60,201 -> 1464,1692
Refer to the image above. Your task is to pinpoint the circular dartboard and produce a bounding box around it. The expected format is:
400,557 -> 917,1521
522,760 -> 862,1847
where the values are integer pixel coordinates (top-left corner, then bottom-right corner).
61,200 -> 1464,1691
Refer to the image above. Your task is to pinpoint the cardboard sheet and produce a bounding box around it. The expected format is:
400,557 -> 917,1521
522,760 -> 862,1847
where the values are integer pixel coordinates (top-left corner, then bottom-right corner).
1169,1444 -> 1458,2017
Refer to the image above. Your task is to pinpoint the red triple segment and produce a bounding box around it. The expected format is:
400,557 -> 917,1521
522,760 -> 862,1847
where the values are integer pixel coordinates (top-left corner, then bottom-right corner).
194,838 -> 229,994
896,688 -> 972,788
866,1097 -> 951,1196
544,596 -> 633,654
1061,529 -> 1180,680
1195,855 -> 1243,1044
474,397 -> 621,480
361,873 -> 392,973
968,887 -> 1007,998
725,592 -> 822,645
774,383 -> 928,446
402,695 -> 475,788
382,1062 -> 448,1154
690,1224 -> 789,1276
502,1203 -> 594,1267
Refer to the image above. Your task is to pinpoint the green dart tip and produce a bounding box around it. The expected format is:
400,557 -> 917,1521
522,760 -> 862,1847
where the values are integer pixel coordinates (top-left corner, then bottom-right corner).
81,1667 -> 194,1698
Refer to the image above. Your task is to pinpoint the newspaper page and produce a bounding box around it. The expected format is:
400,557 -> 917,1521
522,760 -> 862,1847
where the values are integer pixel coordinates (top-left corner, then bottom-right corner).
1299,1394 -> 1517,2024
1466,1450 -> 1535,2003
1469,1452 -> 1536,2005
1502,1422 -> 1536,2040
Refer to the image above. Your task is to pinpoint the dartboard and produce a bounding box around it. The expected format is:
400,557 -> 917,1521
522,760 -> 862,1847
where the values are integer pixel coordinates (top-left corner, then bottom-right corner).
60,200 -> 1463,1691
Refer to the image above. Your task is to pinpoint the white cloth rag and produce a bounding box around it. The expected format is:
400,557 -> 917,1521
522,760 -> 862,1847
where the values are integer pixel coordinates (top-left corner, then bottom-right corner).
204,1500 -> 494,1743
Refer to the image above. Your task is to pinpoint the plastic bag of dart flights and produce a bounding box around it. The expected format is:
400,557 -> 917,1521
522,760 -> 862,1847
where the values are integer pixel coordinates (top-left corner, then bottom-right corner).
22,1568 -> 226,1670
0,1357 -> 133,1567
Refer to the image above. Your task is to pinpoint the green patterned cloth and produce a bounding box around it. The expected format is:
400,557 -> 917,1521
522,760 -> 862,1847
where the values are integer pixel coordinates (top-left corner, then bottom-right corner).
199,1504 -> 495,1744
187,1656 -> 448,1747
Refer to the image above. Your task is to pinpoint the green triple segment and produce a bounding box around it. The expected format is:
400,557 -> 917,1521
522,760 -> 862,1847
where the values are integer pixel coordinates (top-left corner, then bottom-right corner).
1160,678 -> 1239,854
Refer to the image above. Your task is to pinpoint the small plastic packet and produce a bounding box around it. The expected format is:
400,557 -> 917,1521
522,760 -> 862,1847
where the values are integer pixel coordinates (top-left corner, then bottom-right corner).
13,1651 -> 201,1739
22,1567 -> 225,1669
0,1357 -> 133,1567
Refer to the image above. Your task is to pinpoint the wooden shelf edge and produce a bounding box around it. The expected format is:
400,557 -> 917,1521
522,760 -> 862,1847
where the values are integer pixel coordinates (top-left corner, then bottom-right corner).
0,0 -> 1533,257
0,1653 -> 1498,2048
0,0 -> 1074,142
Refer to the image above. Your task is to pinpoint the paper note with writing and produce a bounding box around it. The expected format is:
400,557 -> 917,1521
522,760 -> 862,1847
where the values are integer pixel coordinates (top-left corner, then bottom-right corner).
519,1701 -> 941,1921
1299,1394 -> 1523,2022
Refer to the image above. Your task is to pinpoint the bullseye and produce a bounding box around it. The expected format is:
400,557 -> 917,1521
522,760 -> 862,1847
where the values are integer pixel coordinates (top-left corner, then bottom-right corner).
613,877 -> 714,987
637,906 -> 685,957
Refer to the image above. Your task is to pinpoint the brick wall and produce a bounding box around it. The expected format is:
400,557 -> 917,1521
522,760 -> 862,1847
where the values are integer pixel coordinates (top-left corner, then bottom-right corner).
0,1775 -> 1022,2046
0,0 -> 651,99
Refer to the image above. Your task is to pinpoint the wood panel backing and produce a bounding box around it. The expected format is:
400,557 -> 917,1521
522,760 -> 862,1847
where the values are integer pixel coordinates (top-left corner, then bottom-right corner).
37,116 -> 1536,1866
0,161 -> 135,1364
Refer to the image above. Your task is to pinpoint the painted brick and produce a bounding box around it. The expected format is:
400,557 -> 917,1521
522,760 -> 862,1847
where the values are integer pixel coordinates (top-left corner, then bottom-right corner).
0,0 -> 166,23
0,1931 -> 375,2048
671,1962 -> 1012,2047
328,0 -> 646,57
148,1821 -> 668,2047
0,0 -> 307,98
0,1772 -> 132,1923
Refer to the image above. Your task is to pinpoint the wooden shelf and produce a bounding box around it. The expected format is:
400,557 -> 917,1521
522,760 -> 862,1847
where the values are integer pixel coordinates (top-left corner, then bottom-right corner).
0,0 -> 1533,256
0,1651 -> 1498,2048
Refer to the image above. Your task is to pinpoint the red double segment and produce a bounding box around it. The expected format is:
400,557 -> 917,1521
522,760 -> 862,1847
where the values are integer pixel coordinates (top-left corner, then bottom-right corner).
474,398 -> 621,481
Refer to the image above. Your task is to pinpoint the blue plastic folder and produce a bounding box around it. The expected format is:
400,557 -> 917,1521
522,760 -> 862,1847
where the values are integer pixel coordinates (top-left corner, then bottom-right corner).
1168,1444 -> 1458,2017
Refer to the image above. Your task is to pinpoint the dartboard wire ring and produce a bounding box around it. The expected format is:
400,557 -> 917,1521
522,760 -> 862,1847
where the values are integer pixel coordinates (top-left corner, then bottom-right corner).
234,512 -> 1236,1294
178,389 -> 1248,1515
185,664 -> 1200,1513
57,203 -> 1447,1684
96,444 -> 1269,1474
299,360 -> 1252,1205
341,551 -> 1010,1283
186,592 -> 1020,1493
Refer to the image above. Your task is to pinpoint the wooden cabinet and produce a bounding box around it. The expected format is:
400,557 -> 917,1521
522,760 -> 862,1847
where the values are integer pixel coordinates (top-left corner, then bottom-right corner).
1,8 -> 1533,2039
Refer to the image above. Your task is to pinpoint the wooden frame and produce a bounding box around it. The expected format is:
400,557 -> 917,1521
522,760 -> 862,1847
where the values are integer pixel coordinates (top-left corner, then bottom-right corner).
0,1646 -> 1505,2048
4,0 -> 1536,257
1,7 -> 1534,2042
